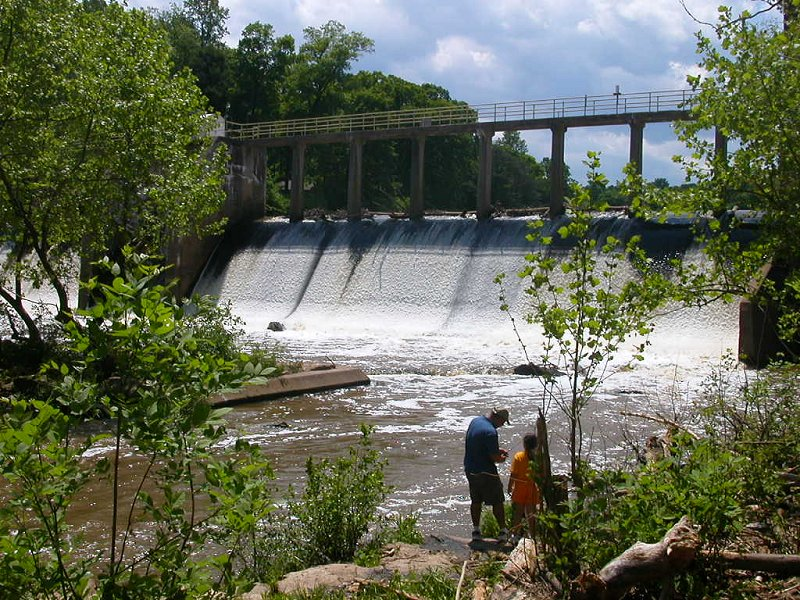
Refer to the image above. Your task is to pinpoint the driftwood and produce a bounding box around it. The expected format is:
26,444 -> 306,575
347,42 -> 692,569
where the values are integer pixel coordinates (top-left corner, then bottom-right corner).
571,516 -> 700,600
711,551 -> 800,576
502,537 -> 539,582
570,515 -> 800,600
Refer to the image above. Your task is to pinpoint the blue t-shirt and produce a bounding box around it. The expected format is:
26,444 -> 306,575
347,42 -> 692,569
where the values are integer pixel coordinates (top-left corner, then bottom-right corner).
464,415 -> 500,475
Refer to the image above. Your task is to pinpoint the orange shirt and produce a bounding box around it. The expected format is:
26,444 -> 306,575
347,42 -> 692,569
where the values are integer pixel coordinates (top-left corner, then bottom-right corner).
509,450 -> 540,505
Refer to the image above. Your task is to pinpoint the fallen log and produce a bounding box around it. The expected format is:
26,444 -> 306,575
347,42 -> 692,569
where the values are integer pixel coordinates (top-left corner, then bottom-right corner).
571,516 -> 700,600
570,516 -> 800,600
711,551 -> 800,576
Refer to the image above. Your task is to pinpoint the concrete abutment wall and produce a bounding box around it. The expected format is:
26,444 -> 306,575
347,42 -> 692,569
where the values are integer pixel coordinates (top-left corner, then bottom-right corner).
168,141 -> 266,299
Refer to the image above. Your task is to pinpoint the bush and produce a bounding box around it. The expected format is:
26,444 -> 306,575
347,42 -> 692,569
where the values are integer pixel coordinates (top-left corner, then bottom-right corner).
287,425 -> 392,565
0,250 -> 279,599
542,433 -> 748,588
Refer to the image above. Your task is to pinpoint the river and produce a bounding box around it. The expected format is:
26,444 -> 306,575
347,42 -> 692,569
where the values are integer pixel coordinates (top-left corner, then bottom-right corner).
188,215 -> 740,539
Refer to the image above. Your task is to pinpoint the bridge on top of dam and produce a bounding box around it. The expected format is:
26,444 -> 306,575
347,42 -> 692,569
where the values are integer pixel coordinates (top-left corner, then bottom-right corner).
219,88 -> 727,222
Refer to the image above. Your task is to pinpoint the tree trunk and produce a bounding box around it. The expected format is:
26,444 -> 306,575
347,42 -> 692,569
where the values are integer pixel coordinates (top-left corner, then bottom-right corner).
535,408 -> 553,510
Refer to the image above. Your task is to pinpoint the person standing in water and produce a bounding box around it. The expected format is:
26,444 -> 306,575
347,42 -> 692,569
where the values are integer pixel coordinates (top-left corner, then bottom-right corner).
464,408 -> 510,543
507,432 -> 540,542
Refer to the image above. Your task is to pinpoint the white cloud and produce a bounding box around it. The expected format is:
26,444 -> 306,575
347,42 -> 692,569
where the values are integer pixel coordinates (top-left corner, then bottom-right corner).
484,0 -> 551,28
293,0 -> 413,39
574,0 -> 720,44
665,60 -> 707,88
429,36 -> 497,73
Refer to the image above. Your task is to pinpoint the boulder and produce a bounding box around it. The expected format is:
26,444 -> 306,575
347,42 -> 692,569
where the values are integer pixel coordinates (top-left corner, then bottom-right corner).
275,543 -> 460,596
513,363 -> 564,377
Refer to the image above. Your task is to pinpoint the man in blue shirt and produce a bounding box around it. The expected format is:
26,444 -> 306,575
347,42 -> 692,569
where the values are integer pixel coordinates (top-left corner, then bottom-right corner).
464,407 -> 510,542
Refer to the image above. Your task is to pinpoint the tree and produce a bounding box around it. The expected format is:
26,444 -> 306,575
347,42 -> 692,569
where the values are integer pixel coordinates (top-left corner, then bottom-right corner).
156,1 -> 235,113
493,131 -> 550,210
342,72 -> 478,213
498,154 -> 672,486
181,0 -> 228,45
283,20 -> 374,118
672,0 -> 800,353
0,0 -> 228,343
228,22 -> 295,123
0,251 -> 276,598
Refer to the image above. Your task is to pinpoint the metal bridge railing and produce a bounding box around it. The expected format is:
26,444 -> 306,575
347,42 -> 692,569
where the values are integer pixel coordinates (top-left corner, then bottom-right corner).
225,89 -> 695,141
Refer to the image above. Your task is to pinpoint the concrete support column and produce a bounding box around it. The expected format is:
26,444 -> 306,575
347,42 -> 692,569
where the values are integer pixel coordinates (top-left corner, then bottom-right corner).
549,125 -> 567,217
629,120 -> 645,175
476,127 -> 494,220
347,137 -> 364,221
168,139 -> 267,299
228,142 -> 267,221
410,135 -> 426,219
289,142 -> 306,222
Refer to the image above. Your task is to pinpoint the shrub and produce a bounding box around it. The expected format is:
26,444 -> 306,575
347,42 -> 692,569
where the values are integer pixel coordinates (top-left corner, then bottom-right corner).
287,425 -> 391,565
542,433 -> 748,590
0,250 -> 278,599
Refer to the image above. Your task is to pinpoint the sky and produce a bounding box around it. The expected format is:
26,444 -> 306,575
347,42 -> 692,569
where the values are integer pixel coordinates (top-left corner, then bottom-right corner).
126,0 -> 760,184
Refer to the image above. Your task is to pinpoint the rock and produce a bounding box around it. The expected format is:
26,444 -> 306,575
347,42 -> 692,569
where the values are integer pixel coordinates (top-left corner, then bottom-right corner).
267,321 -> 285,332
513,363 -> 564,378
275,543 -> 461,596
502,537 -> 538,581
239,583 -> 270,599
379,542 -> 460,576
276,563 -> 374,595
304,361 -> 335,371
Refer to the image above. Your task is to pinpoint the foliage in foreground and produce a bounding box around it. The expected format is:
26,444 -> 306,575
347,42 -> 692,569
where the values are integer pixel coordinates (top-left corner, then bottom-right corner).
534,360 -> 800,598
497,154 -> 674,486
666,1 -> 800,357
0,250 -> 427,598
0,250 -> 277,599
240,427 -> 425,586
0,0 -> 228,343
288,424 -> 391,564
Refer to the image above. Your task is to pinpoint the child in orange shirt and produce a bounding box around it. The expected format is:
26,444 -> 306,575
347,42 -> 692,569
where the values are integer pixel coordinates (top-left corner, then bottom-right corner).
507,433 -> 540,541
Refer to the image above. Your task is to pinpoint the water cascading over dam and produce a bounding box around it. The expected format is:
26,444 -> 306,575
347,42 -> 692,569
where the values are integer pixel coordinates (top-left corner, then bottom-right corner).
194,215 -> 738,362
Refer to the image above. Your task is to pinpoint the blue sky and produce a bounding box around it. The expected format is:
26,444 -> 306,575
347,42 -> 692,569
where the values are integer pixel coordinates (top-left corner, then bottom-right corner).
127,0 -> 758,184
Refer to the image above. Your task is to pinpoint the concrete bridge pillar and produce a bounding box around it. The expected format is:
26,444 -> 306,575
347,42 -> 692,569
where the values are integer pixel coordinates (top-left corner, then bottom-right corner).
410,135 -> 426,219
549,125 -> 567,217
347,136 -> 364,220
629,120 -> 644,175
476,126 -> 494,220
290,141 -> 306,222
